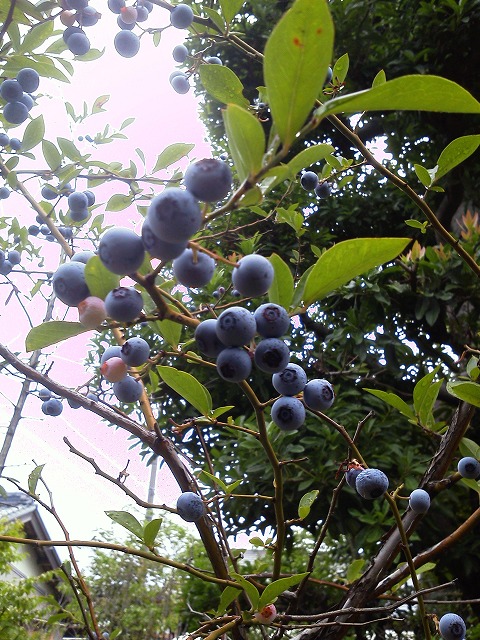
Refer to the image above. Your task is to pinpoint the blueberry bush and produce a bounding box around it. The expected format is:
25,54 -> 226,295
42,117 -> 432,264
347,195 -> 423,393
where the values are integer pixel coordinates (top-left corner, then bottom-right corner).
0,1 -> 480,639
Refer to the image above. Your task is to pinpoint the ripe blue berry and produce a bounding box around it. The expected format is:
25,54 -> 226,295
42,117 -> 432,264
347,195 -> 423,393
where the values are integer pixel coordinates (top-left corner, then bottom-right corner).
173,248 -> 215,288
184,158 -> 232,203
141,219 -> 187,261
17,68 -> 40,93
272,363 -> 307,396
77,5 -> 100,26
105,286 -> 143,322
41,185 -> 58,200
439,613 -> 466,640
52,261 -> 90,306
172,44 -> 188,63
194,319 -> 226,358
315,182 -> 332,199
0,133 -> 9,147
4,101 -> 29,125
71,250 -> 95,264
300,171 -> 318,191
146,188 -> 201,243
303,379 -> 335,411
108,0 -> 124,13
170,4 -> 194,29
176,491 -> 204,522
120,337 -> 150,366
68,190 -> 88,212
345,467 -> 363,489
0,79 -> 23,102
0,261 -> 13,275
67,396 -> 82,409
254,303 -> 290,338
38,388 -> 52,400
41,398 -> 63,416
113,375 -> 143,403
232,254 -> 274,298
205,56 -> 222,65
67,31 -> 91,55
216,306 -> 256,347
254,338 -> 290,374
216,347 -> 252,382
114,30 -> 140,58
7,250 -> 21,265
170,73 -> 190,94
29,225 -> 40,236
83,190 -> 95,206
271,396 -> 305,431
0,186 -> 11,199
355,469 -> 389,500
9,137 -> 21,151
98,228 -> 145,275
409,489 -> 431,514
101,345 -> 123,363
457,456 -> 480,479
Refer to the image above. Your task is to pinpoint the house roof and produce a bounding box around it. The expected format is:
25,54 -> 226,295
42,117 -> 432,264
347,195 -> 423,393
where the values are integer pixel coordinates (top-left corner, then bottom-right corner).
0,491 -> 63,574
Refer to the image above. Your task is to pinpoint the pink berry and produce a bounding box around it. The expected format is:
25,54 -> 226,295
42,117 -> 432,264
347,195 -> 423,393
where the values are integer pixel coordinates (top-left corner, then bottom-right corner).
254,604 -> 277,624
78,296 -> 107,329
100,357 -> 128,382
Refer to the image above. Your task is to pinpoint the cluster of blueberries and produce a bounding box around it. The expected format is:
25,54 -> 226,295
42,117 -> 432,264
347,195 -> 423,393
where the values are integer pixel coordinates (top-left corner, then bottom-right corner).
0,132 -> 22,152
300,170 -> 332,199
37,386 -> 99,416
98,337 -> 151,403
0,248 -> 21,276
0,67 -> 40,126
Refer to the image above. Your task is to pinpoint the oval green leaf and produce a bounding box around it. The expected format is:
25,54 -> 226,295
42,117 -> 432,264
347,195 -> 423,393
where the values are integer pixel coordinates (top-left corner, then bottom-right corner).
157,366 -> 212,416
25,321 -> 89,352
223,103 -> 265,182
21,115 -> 45,152
42,139 -> 62,170
105,510 -> 144,539
258,572 -> 310,610
433,134 -> 480,183
152,142 -> 195,173
298,489 -> 319,520
287,143 -> 335,177
446,380 -> 480,408
199,65 -> 249,108
268,253 -> 294,308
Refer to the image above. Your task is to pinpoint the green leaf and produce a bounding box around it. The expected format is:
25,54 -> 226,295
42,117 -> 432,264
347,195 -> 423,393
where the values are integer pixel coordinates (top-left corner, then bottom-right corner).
364,389 -> 415,419
433,134 -> 480,183
153,318 -> 182,349
223,104 -> 265,182
286,144 -> 335,177
332,53 -> 349,84
446,380 -> 480,408
28,464 -> 45,495
302,237 -> 410,307
42,140 -> 62,170
21,115 -> 45,152
264,0 -> 334,149
217,585 -> 241,615
268,253 -> 294,308
105,193 -> 134,212
459,437 -> 480,460
105,510 -> 144,539
231,573 -> 260,609
405,219 -> 429,233
316,75 -> 480,118
25,321 -> 89,352
157,366 -> 212,416
210,405 -> 234,419
57,137 -> 82,161
258,572 -> 309,610
219,0 -> 244,23
199,65 -> 249,108
298,489 -> 319,520
200,470 -> 228,492
372,69 -> 386,87
84,255 -> 120,300
414,163 -> 432,188
346,558 -> 366,583
152,142 -> 195,173
391,562 -> 436,593
143,518 -> 163,548
202,7 -> 226,32
413,367 -> 443,426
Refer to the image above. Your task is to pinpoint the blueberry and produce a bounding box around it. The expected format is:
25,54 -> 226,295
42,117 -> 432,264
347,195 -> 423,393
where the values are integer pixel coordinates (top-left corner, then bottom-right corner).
254,303 -> 290,338
119,6 -> 138,23
69,207 -> 89,223
170,73 -> 190,94
172,44 -> 188,63
9,137 -> 21,151
0,79 -> 23,102
0,133 -> 10,146
117,15 -> 135,29
271,396 -> 305,431
113,375 -> 143,403
439,613 -> 466,640
216,347 -> 252,382
77,5 -> 100,26
173,248 -> 215,288
409,488 -> 431,514
41,398 -> 63,416
300,171 -> 318,191
0,186 -> 11,199
146,188 -> 201,244
272,363 -> 307,396
205,56 -> 222,65
68,190 -> 88,213
0,261 -> 13,275
98,228 -> 145,275
58,225 -> 73,239
216,306 -> 256,347
254,338 -> 290,373
71,250 -> 95,264
105,286 -> 144,322
324,66 -> 333,85
4,101 -> 29,125
83,190 -> 95,206
232,254 -> 274,298
101,357 -> 128,382
63,25 -> 84,43
120,337 -> 150,366
184,158 -> 232,203
303,379 -> 335,411
67,32 -> 91,55
68,0 -> 88,9
107,0 -> 125,13
38,388 -> 52,400
170,4 -> 194,29
355,468 -> 389,500
52,261 -> 90,306
136,6 -> 149,21
67,396 -> 82,409
141,219 -> 187,261
100,345 -> 123,364
7,250 -> 21,265
16,68 -> 40,93
315,182 -> 332,199
41,185 -> 58,200
114,30 -> 141,58
86,392 -> 99,402
39,224 -> 51,236
28,225 -> 40,236
457,456 -> 480,479
194,318 -> 226,358
19,93 -> 34,112
345,467 -> 363,489
176,491 -> 204,522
